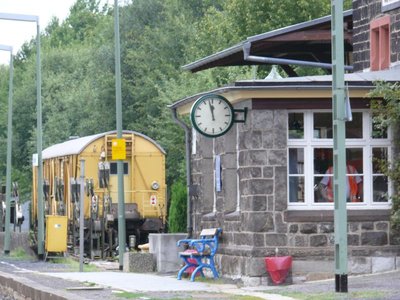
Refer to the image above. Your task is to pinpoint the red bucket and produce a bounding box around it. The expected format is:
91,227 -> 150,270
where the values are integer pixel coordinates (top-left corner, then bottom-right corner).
264,256 -> 292,284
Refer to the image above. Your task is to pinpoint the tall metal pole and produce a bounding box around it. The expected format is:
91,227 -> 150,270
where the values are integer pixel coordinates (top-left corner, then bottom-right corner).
79,160 -> 85,272
331,0 -> 348,293
114,0 -> 126,270
35,21 -> 44,258
0,13 -> 43,257
2,46 -> 13,254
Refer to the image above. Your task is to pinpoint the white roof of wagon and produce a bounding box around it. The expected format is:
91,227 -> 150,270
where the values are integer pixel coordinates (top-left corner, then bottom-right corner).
42,130 -> 166,159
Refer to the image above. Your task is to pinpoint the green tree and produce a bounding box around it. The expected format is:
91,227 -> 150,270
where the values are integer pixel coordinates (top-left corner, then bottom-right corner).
168,181 -> 187,233
370,82 -> 400,232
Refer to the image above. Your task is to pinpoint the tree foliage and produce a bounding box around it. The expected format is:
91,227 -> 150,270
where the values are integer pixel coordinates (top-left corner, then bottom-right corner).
370,82 -> 400,230
168,181 -> 187,233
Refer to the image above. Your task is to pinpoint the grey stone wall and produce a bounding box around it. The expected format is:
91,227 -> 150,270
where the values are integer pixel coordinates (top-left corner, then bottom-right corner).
353,0 -> 400,71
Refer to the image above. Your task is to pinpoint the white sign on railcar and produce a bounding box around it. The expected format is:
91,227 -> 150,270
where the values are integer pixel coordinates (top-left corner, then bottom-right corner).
32,153 -> 38,166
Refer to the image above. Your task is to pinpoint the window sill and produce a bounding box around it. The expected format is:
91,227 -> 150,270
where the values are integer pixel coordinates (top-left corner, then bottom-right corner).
284,209 -> 391,222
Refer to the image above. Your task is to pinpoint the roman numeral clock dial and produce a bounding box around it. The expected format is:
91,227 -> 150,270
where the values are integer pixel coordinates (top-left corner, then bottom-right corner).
190,94 -> 234,138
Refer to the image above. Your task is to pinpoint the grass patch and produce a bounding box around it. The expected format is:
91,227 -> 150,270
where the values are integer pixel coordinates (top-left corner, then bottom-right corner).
48,257 -> 100,272
114,291 -> 146,299
9,247 -> 34,260
186,276 -> 226,284
268,290 -> 388,300
232,296 -> 265,300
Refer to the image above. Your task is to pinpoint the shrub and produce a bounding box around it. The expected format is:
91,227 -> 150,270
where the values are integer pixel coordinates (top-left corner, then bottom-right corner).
168,181 -> 187,233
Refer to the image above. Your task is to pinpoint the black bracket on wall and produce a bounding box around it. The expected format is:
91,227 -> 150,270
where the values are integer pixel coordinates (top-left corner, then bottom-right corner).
233,107 -> 248,123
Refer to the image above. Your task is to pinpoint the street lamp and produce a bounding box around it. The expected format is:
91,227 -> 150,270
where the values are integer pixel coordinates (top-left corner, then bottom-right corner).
0,44 -> 13,254
0,13 -> 44,257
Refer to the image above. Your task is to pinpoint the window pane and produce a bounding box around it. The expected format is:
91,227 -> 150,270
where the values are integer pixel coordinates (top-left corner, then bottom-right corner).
313,148 -> 363,203
314,113 -> 332,138
314,148 -> 333,174
347,148 -> 363,173
372,147 -> 388,173
372,119 -> 388,138
289,148 -> 304,174
373,176 -> 389,202
345,112 -> 363,138
288,113 -> 304,139
289,176 -> 304,202
110,162 -> 129,175
314,176 -> 332,202
347,175 -> 363,202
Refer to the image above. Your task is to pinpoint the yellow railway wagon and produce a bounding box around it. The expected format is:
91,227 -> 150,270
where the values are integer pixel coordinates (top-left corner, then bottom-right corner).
32,130 -> 166,258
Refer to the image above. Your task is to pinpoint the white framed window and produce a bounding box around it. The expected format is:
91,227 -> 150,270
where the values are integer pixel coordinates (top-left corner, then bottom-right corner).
287,110 -> 391,210
382,0 -> 400,11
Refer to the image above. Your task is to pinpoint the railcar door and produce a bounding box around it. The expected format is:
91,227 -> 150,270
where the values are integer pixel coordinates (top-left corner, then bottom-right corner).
108,161 -> 132,202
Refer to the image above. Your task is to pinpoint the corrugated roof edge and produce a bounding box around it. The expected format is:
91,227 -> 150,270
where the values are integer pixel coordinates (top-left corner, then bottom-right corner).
42,130 -> 166,160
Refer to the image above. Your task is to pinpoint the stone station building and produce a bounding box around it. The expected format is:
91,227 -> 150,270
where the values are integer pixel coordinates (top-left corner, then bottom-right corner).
170,1 -> 400,285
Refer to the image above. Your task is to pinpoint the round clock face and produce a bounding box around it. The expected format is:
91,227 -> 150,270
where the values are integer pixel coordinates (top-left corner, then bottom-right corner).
190,94 -> 234,138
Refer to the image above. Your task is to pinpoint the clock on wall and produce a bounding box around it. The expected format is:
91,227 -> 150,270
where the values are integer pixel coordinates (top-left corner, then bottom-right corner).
190,94 -> 235,138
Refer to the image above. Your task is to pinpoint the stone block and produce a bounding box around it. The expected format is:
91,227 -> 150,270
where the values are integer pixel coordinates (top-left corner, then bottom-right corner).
239,150 -> 268,166
348,234 -> 360,246
265,233 -> 287,246
275,213 -> 288,233
268,150 -> 287,166
397,257 -> 400,269
372,257 -> 395,273
242,195 -> 267,212
149,233 -> 186,273
241,276 -> 262,287
375,222 -> 389,231
300,224 -> 318,234
350,257 -> 371,274
242,212 -> 274,232
123,252 -> 155,273
239,130 -> 262,150
292,260 -> 333,274
310,235 -> 328,247
241,179 -> 274,196
263,166 -> 274,178
239,167 -> 262,179
253,110 -> 273,130
245,257 -> 267,277
319,223 -> 334,233
361,222 -> 374,230
361,232 -> 388,246
289,224 -> 298,233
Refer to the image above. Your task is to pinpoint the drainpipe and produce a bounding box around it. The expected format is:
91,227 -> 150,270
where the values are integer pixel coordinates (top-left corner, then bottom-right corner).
171,108 -> 193,238
243,42 -> 353,71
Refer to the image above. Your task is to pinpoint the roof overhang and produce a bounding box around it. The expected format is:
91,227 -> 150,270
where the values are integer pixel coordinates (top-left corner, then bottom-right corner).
183,10 -> 353,73
169,68 -> 400,115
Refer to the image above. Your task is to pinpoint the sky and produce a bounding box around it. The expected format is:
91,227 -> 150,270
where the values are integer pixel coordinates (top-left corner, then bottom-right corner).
0,0 -> 113,64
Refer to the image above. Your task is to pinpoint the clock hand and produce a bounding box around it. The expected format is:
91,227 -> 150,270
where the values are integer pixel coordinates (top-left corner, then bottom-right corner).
209,101 -> 215,121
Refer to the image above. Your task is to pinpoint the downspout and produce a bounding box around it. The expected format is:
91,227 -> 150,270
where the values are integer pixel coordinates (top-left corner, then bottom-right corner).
243,42 -> 353,71
171,107 -> 193,238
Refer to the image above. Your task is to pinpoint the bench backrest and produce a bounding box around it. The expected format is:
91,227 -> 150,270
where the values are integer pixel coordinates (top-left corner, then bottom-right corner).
199,228 -> 221,238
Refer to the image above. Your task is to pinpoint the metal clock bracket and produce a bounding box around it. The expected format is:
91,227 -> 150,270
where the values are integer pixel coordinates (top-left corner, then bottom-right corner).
233,107 -> 248,123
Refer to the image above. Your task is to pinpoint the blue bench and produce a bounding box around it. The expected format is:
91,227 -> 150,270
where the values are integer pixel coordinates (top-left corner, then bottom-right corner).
176,228 -> 222,281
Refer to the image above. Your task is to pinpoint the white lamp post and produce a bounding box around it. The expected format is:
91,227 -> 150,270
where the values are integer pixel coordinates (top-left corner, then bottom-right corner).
0,44 -> 13,254
0,13 -> 44,257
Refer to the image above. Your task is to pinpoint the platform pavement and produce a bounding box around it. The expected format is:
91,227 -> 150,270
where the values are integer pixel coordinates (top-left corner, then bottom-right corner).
44,271 -> 295,300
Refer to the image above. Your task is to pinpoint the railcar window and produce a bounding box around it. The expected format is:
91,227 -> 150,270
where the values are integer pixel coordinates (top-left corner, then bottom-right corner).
110,162 -> 129,175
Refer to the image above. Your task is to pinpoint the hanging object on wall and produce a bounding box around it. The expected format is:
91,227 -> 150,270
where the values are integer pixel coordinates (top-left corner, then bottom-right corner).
215,155 -> 222,192
190,94 -> 247,138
